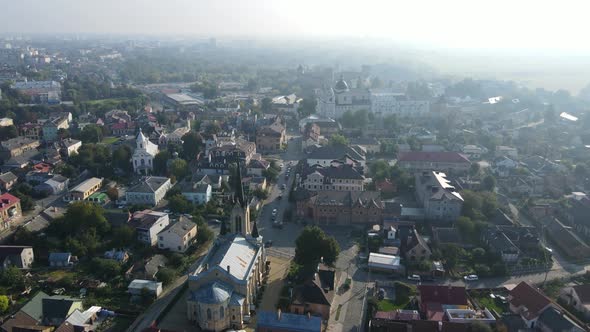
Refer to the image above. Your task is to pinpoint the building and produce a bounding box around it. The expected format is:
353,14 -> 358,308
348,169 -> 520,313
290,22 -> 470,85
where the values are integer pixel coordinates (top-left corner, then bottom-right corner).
256,117 -> 286,154
19,122 -> 43,140
158,218 -> 197,253
180,182 -> 212,205
48,253 -> 75,268
12,81 -> 62,104
300,163 -> 364,192
129,210 -> 170,246
126,176 -> 172,206
295,190 -> 383,225
290,263 -> 335,319
186,162 -> 265,331
163,93 -> 204,108
247,159 -> 270,177
481,227 -> 521,263
306,144 -> 366,168
535,306 -> 585,332
0,245 -> 34,269
560,284 -> 590,320
0,137 -> 40,162
545,217 -> 590,259
462,145 -> 487,159
415,171 -> 463,222
398,152 -> 471,174
257,310 -> 322,332
64,177 -> 103,201
0,193 -> 21,228
316,77 -> 371,119
368,253 -> 403,274
0,171 -> 18,191
58,138 -> 82,157
508,282 -> 552,328
132,129 -> 159,175
350,137 -> 381,154
128,280 -> 163,298
404,228 -> 431,262
370,91 -> 430,119
444,308 -> 495,325
271,94 -> 300,113
42,116 -> 69,142
0,118 -> 13,127
417,285 -> 468,321
36,175 -> 69,195
495,146 -> 518,158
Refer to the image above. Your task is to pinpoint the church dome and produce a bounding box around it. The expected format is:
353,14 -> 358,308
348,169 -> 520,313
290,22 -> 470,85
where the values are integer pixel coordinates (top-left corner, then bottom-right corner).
334,77 -> 349,93
193,282 -> 231,304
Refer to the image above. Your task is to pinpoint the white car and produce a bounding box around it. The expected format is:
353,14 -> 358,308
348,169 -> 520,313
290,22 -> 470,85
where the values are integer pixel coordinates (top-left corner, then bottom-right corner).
272,209 -> 277,216
464,274 -> 479,281
407,274 -> 421,282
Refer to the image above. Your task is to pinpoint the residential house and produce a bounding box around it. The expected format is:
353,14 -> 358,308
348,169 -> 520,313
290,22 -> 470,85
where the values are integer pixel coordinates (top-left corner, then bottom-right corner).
417,285 -> 468,321
272,94 -> 300,113
19,122 -> 43,140
0,193 -> 21,228
492,156 -> 518,177
462,145 -> 487,159
257,310 -> 322,332
415,171 -> 463,222
300,163 -> 365,192
104,249 -> 130,263
256,117 -> 286,154
128,280 -> 163,299
0,245 -> 34,269
397,151 -> 471,174
0,137 -> 40,162
26,162 -> 53,183
350,137 -> 381,154
35,175 -> 69,195
295,190 -> 383,225
375,179 -> 397,196
306,144 -> 366,168
157,218 -> 197,253
247,159 -> 270,177
560,284 -> 590,320
159,124 -> 191,147
42,116 -> 69,142
545,217 -> 590,258
495,146 -> 518,158
49,253 -> 75,268
508,281 -> 553,328
57,139 -> 82,157
12,81 -> 62,104
180,181 -> 212,205
125,176 -> 172,206
404,228 -> 431,262
368,253 -> 403,274
0,171 -> 17,191
0,310 -> 41,332
290,263 -> 335,319
535,306 -> 585,332
64,177 -> 103,201
129,210 -> 170,246
301,123 -> 322,151
481,227 -> 520,263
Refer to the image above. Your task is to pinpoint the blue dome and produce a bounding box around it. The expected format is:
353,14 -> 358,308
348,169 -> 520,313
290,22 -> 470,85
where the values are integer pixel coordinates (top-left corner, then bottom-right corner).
334,78 -> 349,92
193,282 -> 232,304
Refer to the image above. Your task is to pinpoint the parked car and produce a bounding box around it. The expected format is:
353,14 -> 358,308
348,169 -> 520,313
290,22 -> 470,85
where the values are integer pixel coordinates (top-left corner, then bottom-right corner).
407,274 -> 421,282
281,184 -> 286,190
272,208 -> 277,216
464,274 -> 479,281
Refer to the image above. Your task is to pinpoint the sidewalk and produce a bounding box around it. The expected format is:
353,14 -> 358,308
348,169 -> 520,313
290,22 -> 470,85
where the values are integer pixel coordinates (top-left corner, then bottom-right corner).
327,271 -> 352,332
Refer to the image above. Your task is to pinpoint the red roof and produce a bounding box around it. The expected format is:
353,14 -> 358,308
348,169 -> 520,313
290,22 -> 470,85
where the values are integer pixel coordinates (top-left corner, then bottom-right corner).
418,285 -> 467,315
0,193 -> 20,211
398,151 -> 470,164
32,162 -> 53,173
508,281 -> 551,320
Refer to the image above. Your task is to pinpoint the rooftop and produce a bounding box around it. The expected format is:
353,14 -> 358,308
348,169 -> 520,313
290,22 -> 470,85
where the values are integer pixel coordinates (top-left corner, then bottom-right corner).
70,177 -> 103,194
257,311 -> 322,332
128,176 -> 170,193
128,279 -> 162,292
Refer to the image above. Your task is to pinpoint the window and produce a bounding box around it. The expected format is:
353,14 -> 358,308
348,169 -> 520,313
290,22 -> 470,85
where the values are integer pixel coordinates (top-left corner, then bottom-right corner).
207,308 -> 212,320
220,306 -> 224,318
178,246 -> 182,250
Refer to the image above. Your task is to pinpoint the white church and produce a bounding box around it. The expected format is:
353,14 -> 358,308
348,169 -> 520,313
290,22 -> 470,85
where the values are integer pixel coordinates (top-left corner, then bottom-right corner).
132,129 -> 159,175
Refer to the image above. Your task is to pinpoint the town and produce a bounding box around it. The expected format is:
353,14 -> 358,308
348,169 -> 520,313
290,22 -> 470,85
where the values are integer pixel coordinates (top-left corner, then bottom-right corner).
0,20 -> 590,332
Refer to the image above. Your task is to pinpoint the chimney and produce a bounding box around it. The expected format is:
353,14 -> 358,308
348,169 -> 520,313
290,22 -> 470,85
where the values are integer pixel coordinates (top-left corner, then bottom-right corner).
227,265 -> 231,274
277,309 -> 282,321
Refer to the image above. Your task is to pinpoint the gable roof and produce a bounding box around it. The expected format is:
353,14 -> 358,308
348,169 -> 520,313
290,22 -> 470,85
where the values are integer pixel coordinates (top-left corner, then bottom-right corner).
508,281 -> 551,320
537,307 -> 584,332
42,298 -> 80,323
572,284 -> 590,304
0,310 -> 39,331
418,285 -> 467,308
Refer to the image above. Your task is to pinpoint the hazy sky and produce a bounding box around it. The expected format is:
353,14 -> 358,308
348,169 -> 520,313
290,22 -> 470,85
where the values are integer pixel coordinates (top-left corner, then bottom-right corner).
1,0 -> 589,51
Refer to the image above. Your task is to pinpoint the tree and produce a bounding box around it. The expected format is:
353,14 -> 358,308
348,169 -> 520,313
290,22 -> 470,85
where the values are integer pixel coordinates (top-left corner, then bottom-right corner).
329,134 -> 349,146
0,266 -> 24,289
482,175 -> 496,191
111,225 -> 135,248
219,220 -> 229,236
91,258 -> 121,279
298,98 -> 317,118
471,247 -> 486,261
153,151 -> 171,175
295,226 -> 340,266
469,321 -> 492,332
112,145 -> 132,171
181,131 -> 203,160
168,194 -> 193,214
106,186 -> 119,201
156,267 -> 176,285
261,97 -> 273,113
78,124 -> 104,143
440,244 -> 464,269
0,295 -> 8,313
470,163 -> 480,176
196,223 -> 214,244
0,125 -> 17,141
170,159 -> 189,180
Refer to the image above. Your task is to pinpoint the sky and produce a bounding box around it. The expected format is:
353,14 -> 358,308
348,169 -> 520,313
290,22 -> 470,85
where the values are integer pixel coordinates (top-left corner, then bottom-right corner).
1,0 -> 589,52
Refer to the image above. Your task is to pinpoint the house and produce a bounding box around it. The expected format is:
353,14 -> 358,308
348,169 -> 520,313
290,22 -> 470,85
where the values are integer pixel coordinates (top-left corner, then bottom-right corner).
0,171 -> 17,191
404,229 -> 431,262
375,179 -> 397,196
368,253 -> 403,274
49,253 -> 76,268
26,162 -> 54,183
290,263 -> 335,319
350,137 -> 381,154
461,145 -> 487,159
157,218 -> 197,253
0,245 -> 34,269
508,281 -> 553,328
444,308 -> 495,325
397,151 -> 470,174
481,227 -> 520,263
36,175 -> 69,195
57,138 -> 82,157
104,249 -> 129,263
256,310 -> 322,332
247,159 -> 270,177
560,284 -> 590,319
545,217 -> 590,258
492,156 -> 518,177
0,310 -> 41,332
128,280 -> 163,298
22,292 -> 83,327
300,163 -> 365,192
256,117 -> 286,154
415,171 -> 463,222
535,306 -> 585,332
0,137 -> 40,162
306,144 -> 366,168
495,146 -> 518,158
64,177 -> 103,201
417,285 -> 468,321
272,94 -> 300,113
0,193 -> 20,228
19,122 -> 43,140
42,116 -> 69,142
129,210 -> 170,246
180,182 -> 212,205
125,176 -> 172,206
295,190 -> 383,225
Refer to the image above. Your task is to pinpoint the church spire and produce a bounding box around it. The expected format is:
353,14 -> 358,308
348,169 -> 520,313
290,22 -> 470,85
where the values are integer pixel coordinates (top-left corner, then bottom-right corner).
234,159 -> 246,208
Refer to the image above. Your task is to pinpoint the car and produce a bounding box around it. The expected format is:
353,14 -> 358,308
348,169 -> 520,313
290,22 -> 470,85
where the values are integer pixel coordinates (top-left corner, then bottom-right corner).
264,240 -> 273,248
209,219 -> 222,224
281,184 -> 286,190
464,274 -> 479,281
272,220 -> 284,229
407,274 -> 421,282
278,194 -> 283,200
272,208 -> 277,216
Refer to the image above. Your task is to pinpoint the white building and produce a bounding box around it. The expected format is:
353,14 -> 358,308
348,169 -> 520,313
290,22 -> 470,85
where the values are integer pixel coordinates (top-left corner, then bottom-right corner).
316,77 -> 371,119
370,91 -> 430,118
368,253 -> 403,274
128,279 -> 163,298
181,183 -> 212,205
157,218 -> 197,253
130,209 -> 170,246
132,129 -> 159,175
126,176 -> 172,206
415,171 -> 463,222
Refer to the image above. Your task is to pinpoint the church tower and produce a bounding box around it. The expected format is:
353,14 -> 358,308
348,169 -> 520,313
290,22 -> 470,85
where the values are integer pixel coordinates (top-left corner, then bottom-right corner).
230,160 -> 250,236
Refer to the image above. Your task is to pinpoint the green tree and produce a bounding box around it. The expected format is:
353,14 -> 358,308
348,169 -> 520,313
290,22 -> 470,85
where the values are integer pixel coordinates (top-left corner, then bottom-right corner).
295,226 -> 340,266
329,134 -> 349,146
0,266 -> 24,289
170,159 -> 189,180
111,225 -> 135,248
0,125 -> 18,141
106,186 -> 119,201
156,267 -> 176,285
181,131 -> 203,160
219,220 -> 229,236
482,175 -> 496,191
440,244 -> 464,269
91,258 -> 121,279
153,151 -> 171,175
261,97 -> 273,113
112,145 -> 132,171
298,98 -> 317,117
0,295 -> 9,313
168,194 -> 193,214
471,247 -> 486,261
78,124 -> 104,143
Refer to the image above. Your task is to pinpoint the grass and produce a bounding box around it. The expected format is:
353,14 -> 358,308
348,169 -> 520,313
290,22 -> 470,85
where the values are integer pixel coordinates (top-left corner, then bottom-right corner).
478,296 -> 507,314
377,299 -> 400,311
101,136 -> 120,145
83,98 -> 126,106
377,282 -> 417,311
335,304 -> 343,320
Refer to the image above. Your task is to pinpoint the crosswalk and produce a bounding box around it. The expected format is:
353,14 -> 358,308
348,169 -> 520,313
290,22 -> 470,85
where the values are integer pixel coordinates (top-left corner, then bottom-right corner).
266,247 -> 295,259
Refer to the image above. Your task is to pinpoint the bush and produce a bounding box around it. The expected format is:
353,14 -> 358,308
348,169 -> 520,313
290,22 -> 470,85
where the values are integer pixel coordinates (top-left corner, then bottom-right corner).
156,267 -> 176,285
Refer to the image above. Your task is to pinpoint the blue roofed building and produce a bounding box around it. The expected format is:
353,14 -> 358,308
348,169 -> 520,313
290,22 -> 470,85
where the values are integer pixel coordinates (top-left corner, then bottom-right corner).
257,310 -> 322,332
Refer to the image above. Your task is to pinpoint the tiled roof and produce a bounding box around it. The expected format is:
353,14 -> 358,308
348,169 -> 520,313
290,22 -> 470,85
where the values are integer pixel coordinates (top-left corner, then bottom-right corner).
572,284 -> 590,304
508,281 -> 551,320
418,285 -> 467,309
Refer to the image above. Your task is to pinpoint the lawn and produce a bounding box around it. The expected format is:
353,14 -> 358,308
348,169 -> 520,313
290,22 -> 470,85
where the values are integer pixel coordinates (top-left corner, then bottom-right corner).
377,299 -> 401,311
377,282 -> 417,311
101,136 -> 120,145
477,295 -> 508,314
